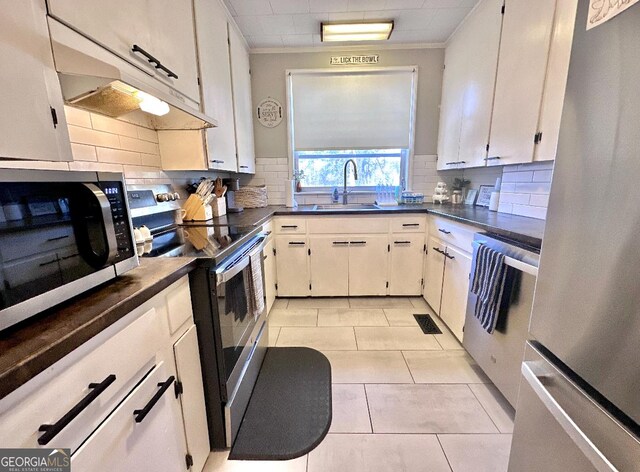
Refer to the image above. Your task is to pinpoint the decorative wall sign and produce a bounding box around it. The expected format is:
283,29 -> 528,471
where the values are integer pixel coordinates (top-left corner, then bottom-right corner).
475,185 -> 494,208
330,55 -> 379,65
256,98 -> 283,128
587,0 -> 639,29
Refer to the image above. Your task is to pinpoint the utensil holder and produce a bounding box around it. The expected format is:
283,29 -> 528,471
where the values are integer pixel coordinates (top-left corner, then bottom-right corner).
212,196 -> 226,217
183,194 -> 213,221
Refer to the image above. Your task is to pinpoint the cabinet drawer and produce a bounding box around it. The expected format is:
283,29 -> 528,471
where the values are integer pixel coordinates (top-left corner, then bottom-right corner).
165,276 -> 193,335
390,216 -> 426,233
0,306 -> 166,452
72,362 -> 187,472
306,216 -> 389,234
429,216 -> 476,253
274,218 -> 306,234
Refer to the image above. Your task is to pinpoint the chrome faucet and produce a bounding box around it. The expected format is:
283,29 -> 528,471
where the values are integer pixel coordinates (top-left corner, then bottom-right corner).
343,159 -> 358,204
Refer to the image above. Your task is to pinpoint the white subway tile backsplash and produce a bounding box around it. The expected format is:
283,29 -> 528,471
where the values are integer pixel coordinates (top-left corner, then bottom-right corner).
529,193 -> 550,207
96,147 -> 142,165
498,202 -> 513,214
65,106 -> 92,128
512,204 -> 547,219
68,125 -> 121,149
70,143 -> 97,162
90,113 -> 138,138
518,161 -> 554,171
500,183 -> 516,192
499,192 -> 531,205
533,170 -> 553,182
137,126 -> 159,143
119,136 -> 160,155
515,182 -> 551,194
502,171 -> 533,183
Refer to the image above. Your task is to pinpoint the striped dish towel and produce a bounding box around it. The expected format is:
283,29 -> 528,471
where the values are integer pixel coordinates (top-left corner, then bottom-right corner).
471,244 -> 507,333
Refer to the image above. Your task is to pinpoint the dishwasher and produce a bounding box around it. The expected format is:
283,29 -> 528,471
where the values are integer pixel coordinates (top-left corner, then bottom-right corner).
463,232 -> 540,408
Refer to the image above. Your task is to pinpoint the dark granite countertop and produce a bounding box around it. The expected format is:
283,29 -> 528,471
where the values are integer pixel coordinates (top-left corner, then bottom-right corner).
0,257 -> 197,400
210,204 -> 545,249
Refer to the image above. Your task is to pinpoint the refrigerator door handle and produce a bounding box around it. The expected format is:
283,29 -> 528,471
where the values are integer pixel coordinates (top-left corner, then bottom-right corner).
521,362 -> 618,472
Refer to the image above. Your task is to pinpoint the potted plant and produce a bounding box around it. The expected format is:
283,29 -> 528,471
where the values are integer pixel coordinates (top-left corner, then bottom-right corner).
293,169 -> 305,192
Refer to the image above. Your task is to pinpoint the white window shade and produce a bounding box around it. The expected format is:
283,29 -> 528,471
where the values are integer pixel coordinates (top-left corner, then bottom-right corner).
290,69 -> 416,150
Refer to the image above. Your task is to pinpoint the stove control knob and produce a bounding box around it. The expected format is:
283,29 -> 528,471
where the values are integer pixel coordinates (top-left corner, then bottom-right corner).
172,192 -> 181,201
156,193 -> 169,202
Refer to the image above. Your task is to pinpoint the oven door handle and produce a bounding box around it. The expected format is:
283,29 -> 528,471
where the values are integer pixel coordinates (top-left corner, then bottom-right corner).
216,236 -> 267,284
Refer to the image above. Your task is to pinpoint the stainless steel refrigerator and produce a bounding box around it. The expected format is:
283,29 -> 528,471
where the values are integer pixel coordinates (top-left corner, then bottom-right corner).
508,0 -> 640,470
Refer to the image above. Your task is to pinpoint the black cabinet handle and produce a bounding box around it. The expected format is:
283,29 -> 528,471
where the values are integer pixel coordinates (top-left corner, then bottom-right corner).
131,45 -> 178,79
432,247 -> 446,256
394,241 -> 411,245
239,165 -> 250,169
132,44 -> 160,66
485,156 -> 501,161
438,228 -> 451,235
402,223 -> 420,227
38,374 -> 116,445
211,160 -> 225,164
134,376 -> 175,423
444,252 -> 455,260
46,235 -> 70,242
281,225 -> 298,229
332,241 -> 349,245
350,241 -> 367,245
288,241 -> 305,245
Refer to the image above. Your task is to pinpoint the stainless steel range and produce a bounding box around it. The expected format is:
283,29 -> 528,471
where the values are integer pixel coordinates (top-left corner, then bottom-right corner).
128,184 -> 269,449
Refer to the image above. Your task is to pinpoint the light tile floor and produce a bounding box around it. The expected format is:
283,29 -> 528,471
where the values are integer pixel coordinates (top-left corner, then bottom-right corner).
204,297 -> 515,472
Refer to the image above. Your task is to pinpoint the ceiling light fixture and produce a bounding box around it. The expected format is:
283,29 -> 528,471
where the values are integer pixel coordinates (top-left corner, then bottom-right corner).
321,21 -> 394,42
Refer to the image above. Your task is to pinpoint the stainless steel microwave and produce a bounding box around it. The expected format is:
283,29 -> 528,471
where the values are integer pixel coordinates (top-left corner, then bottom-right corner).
0,170 -> 138,330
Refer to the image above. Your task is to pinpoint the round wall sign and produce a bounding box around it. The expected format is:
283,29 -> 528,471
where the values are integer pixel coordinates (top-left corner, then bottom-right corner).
256,98 -> 283,128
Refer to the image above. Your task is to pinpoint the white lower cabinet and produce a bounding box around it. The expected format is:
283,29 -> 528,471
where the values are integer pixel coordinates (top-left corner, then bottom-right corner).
389,234 -> 425,296
348,236 -> 389,296
440,245 -> 472,342
423,236 -> 447,314
0,276 -> 208,472
275,236 -> 310,297
309,236 -> 349,297
263,238 -> 277,313
72,362 -> 187,472
173,325 -> 209,472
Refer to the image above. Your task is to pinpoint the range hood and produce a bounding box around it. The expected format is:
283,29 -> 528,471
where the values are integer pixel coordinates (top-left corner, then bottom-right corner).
47,17 -> 217,131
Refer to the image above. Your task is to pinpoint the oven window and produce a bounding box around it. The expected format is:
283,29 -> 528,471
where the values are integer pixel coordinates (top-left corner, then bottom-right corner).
217,263 -> 256,381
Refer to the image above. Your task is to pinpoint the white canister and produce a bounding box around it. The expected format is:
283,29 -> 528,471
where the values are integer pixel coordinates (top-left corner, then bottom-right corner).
489,191 -> 500,211
285,179 -> 297,208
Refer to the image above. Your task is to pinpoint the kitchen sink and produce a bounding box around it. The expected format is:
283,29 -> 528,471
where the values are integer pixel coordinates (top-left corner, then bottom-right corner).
311,203 -> 381,211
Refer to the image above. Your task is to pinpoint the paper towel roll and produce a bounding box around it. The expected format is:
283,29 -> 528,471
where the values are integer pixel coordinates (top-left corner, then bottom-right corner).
489,191 -> 500,212
285,179 -> 297,208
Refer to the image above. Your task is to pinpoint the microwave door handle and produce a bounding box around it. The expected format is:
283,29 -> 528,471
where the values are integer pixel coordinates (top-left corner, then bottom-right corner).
83,184 -> 118,265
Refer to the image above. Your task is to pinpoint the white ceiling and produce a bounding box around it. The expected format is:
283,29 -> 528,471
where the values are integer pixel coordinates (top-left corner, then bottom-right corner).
224,0 -> 480,50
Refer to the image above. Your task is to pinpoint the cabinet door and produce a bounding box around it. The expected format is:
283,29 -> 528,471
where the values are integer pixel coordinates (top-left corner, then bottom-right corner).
194,0 -> 238,172
173,326 -> 209,472
440,245 -> 472,342
348,236 -> 389,296
309,236 -> 349,297
487,0 -> 557,166
534,0 -> 578,162
389,234 -> 425,296
436,29 -> 466,170
275,237 -> 310,297
229,24 -> 256,174
424,236 -> 446,314
0,0 -> 71,161
457,0 -> 504,168
263,239 -> 277,313
71,363 -> 187,472
48,0 -> 200,103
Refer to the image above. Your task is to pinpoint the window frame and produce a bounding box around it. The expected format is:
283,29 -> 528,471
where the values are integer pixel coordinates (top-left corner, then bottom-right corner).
286,66 -> 419,193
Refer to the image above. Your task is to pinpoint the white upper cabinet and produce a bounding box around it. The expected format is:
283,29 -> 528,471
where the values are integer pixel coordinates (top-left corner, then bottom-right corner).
0,0 -> 71,161
194,0 -> 238,172
533,0 -> 579,162
457,0 -> 504,169
488,0 -> 557,166
438,0 -> 577,169
229,23 -> 256,174
47,0 -> 200,103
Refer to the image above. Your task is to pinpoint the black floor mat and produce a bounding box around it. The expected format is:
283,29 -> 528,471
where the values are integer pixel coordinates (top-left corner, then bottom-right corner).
229,347 -> 332,461
414,314 -> 442,334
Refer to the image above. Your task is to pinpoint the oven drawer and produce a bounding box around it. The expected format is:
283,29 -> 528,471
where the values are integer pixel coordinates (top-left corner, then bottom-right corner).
0,306 -> 166,452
